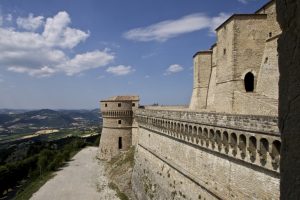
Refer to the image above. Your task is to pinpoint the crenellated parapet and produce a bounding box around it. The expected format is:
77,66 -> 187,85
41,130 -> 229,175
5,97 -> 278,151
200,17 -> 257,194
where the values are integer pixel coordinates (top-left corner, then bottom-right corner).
135,108 -> 281,173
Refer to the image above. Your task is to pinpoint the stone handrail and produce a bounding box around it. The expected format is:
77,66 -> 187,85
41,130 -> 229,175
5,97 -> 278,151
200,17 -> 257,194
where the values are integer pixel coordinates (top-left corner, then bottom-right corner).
135,108 -> 281,173
135,108 -> 279,135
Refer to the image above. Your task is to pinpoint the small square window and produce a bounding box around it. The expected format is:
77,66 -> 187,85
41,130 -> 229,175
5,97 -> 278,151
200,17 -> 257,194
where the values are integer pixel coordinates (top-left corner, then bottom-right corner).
132,103 -> 135,107
118,103 -> 121,107
264,57 -> 268,64
118,120 -> 122,124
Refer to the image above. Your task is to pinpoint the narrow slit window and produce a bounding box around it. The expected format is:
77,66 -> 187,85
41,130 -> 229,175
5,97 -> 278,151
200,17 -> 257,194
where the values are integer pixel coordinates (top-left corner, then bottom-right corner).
118,137 -> 122,149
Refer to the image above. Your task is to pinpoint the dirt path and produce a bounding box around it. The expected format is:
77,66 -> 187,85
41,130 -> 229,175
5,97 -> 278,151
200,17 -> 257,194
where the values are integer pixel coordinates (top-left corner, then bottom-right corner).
30,147 -> 119,200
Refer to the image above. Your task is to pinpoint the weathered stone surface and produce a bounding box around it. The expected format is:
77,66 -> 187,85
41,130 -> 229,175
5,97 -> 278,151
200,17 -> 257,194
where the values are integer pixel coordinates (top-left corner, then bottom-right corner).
132,126 -> 279,200
190,1 -> 279,116
100,1 -> 287,199
276,0 -> 300,199
98,96 -> 139,160
131,109 -> 281,199
190,52 -> 212,110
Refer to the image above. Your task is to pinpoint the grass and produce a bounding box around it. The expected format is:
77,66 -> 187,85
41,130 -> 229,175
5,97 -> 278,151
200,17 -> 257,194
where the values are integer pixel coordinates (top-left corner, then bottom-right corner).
14,172 -> 55,200
14,148 -> 82,200
46,130 -> 97,141
106,147 -> 135,200
108,146 -> 135,168
0,132 -> 34,142
108,182 -> 129,200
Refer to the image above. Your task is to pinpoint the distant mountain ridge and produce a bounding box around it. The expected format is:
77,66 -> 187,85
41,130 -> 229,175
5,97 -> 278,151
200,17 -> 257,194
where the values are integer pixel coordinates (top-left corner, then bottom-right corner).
0,109 -> 101,134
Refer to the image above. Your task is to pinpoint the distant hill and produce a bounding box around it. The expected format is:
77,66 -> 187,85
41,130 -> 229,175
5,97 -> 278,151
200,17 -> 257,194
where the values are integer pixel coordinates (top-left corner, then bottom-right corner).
0,109 -> 101,134
59,109 -> 101,124
0,109 -> 28,114
14,109 -> 75,128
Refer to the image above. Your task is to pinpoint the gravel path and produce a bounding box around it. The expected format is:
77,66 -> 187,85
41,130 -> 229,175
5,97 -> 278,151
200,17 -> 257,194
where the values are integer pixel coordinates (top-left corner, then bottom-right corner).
30,147 -> 119,200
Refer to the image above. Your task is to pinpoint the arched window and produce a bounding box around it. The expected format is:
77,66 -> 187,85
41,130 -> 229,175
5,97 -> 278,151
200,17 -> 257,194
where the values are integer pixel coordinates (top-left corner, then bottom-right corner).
244,72 -> 254,92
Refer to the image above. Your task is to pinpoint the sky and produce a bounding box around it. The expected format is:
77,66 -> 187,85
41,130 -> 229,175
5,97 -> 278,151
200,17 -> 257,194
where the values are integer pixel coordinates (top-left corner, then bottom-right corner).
0,0 -> 269,109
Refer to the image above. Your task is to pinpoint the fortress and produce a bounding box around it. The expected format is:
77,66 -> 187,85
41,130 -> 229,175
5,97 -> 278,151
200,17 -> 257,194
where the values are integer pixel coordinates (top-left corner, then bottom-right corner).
99,1 -> 281,199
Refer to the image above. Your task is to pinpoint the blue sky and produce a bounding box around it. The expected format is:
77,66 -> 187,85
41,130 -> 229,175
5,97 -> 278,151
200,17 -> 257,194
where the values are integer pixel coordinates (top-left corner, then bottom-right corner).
0,0 -> 268,109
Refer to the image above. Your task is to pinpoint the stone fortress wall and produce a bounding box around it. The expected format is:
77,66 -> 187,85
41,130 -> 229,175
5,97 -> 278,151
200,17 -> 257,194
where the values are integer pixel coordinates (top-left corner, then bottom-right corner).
190,0 -> 281,116
132,109 -> 280,199
99,1 -> 281,199
130,1 -> 281,199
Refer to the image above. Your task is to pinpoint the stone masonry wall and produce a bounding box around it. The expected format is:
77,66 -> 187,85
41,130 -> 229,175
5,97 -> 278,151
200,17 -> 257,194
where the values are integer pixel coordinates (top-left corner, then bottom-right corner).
256,37 -> 279,99
190,52 -> 212,110
206,66 -> 217,110
99,99 -> 137,160
233,16 -> 267,82
233,91 -> 277,116
256,1 -> 281,37
132,126 -> 279,200
132,108 -> 280,199
214,20 -> 235,113
99,128 -> 132,160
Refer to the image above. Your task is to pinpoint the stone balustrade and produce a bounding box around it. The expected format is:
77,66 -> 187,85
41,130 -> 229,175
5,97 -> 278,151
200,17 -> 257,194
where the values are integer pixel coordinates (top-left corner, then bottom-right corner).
101,110 -> 133,118
135,109 -> 281,173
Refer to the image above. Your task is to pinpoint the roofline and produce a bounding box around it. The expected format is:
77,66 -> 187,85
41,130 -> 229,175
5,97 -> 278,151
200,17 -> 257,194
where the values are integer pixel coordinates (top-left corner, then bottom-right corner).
100,99 -> 139,102
215,14 -> 267,31
255,0 -> 275,14
193,50 -> 212,58
210,43 -> 217,50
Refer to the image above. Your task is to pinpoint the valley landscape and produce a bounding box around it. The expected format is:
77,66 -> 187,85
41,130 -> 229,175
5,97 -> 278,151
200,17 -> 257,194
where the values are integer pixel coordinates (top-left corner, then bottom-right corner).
0,109 -> 101,199
0,0 -> 299,199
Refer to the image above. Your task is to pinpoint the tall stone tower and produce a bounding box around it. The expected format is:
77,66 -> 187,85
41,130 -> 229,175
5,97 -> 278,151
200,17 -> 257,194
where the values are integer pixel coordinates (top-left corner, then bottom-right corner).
98,95 -> 139,160
189,51 -> 212,110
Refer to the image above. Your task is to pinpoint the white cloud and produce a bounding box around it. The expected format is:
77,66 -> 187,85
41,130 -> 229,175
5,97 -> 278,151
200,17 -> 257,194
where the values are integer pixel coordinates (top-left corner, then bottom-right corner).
209,13 -> 231,32
238,0 -> 250,4
6,14 -> 12,22
106,65 -> 135,76
17,13 -> 44,31
8,66 -> 56,77
123,12 -> 230,42
164,64 -> 184,75
0,11 -> 114,77
58,51 -> 115,76
42,11 -> 89,48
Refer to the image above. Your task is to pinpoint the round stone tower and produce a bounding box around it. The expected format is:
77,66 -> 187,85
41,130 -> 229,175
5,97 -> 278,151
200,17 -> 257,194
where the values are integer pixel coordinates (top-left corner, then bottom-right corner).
98,95 -> 139,160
